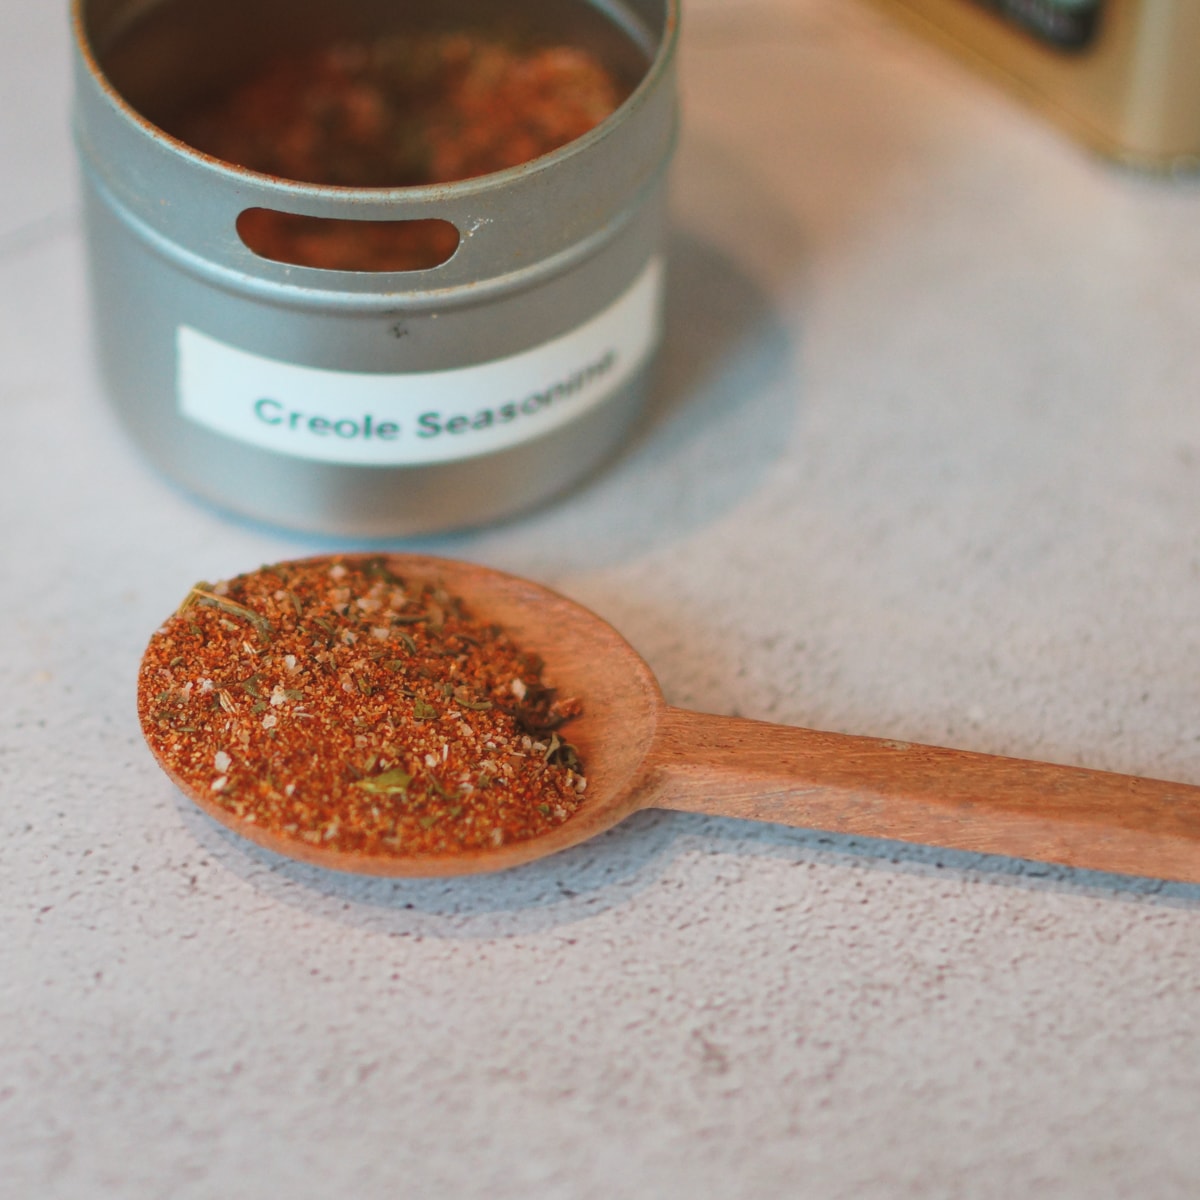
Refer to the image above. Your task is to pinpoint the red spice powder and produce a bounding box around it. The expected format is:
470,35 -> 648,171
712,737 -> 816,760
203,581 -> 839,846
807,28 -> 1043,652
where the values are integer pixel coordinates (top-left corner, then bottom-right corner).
170,33 -> 627,270
138,557 -> 586,858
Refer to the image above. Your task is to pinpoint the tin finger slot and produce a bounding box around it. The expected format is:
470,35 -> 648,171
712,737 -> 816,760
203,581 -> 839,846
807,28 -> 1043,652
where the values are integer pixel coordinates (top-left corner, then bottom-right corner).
236,210 -> 461,272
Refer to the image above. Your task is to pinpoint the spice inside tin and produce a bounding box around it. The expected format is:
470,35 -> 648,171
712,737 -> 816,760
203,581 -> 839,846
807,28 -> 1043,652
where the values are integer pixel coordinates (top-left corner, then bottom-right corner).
167,31 -> 629,270
157,29 -> 628,273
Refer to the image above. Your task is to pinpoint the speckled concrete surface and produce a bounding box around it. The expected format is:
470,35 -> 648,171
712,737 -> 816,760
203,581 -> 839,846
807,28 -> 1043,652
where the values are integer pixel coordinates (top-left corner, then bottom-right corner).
5,1 -> 1200,1196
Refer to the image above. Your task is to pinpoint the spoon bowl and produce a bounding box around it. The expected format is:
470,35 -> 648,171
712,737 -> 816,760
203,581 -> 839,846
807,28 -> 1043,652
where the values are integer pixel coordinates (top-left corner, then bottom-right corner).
150,554 -> 669,876
146,554 -> 1200,883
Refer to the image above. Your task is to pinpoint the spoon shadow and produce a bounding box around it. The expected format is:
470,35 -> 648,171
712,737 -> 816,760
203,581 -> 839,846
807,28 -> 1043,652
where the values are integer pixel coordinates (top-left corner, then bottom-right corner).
176,788 -> 1200,945
175,795 -> 688,936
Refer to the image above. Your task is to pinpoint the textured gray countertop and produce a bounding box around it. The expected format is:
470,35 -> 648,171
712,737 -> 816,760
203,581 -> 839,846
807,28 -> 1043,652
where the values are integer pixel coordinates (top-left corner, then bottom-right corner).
6,1 -> 1200,1196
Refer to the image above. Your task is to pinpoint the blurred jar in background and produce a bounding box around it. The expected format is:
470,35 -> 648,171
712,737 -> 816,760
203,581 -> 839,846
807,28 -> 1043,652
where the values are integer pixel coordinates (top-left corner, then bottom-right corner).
868,0 -> 1200,170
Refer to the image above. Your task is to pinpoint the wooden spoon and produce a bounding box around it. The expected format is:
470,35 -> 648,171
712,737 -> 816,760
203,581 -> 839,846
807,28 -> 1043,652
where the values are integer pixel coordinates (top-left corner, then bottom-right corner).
156,554 -> 1200,883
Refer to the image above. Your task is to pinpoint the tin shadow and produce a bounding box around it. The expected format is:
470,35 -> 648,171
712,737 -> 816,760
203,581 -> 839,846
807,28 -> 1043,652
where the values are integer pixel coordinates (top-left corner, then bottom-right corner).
198,218 -> 797,565
383,223 -> 799,573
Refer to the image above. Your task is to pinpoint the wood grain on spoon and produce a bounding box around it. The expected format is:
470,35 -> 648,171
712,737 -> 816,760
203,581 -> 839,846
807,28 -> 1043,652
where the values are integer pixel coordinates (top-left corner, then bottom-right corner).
150,555 -> 1200,882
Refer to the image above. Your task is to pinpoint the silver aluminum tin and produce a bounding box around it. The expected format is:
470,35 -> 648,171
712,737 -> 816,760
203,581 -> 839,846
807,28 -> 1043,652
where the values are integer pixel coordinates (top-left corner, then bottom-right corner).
72,0 -> 678,536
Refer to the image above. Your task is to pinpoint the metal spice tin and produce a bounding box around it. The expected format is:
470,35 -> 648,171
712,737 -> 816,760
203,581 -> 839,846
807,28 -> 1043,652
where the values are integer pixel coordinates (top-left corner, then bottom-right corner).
72,0 -> 679,535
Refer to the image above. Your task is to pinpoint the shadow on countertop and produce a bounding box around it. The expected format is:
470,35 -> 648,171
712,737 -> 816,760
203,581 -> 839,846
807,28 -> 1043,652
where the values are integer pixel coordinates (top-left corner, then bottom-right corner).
177,787 -> 1200,943
193,222 -> 799,573
258,222 -> 802,575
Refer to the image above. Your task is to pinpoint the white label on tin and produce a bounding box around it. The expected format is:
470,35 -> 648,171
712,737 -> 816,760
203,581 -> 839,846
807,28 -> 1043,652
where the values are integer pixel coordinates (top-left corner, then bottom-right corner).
176,257 -> 663,466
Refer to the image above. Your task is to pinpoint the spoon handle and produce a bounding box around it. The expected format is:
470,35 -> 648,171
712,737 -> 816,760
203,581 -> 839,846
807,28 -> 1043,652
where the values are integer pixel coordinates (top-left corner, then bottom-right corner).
647,708 -> 1200,883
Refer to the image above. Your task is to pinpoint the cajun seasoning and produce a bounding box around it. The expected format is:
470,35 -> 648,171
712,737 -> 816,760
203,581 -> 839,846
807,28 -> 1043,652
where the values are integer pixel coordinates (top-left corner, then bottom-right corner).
169,33 -> 628,270
138,557 -> 586,857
